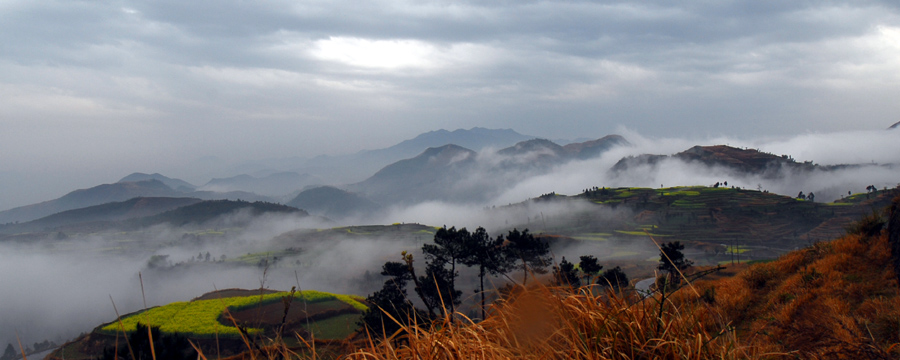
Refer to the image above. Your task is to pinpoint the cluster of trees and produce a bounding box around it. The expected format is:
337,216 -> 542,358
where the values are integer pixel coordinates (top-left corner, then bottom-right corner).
552,255 -> 628,289
797,191 -> 815,202
583,186 -> 611,197
147,252 -> 229,269
361,227 -> 554,335
658,241 -> 694,288
1,344 -> 16,360
361,226 -> 640,337
2,340 -> 59,360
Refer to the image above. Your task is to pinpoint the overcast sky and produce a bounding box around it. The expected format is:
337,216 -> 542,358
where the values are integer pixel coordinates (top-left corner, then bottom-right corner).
2,0 -> 900,209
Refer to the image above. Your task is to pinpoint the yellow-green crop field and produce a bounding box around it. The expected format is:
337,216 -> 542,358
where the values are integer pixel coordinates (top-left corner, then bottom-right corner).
572,232 -> 611,241
614,230 -> 669,237
100,290 -> 366,338
663,190 -> 700,196
725,245 -> 751,254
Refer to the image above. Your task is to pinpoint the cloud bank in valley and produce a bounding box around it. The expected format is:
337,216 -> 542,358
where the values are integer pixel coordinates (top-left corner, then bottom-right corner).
355,128 -> 900,226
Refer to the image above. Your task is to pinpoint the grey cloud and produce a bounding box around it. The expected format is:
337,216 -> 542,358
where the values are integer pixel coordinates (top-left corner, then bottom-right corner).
1,0 -> 899,209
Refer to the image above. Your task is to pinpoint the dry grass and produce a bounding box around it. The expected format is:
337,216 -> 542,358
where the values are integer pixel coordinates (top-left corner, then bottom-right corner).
344,284 -> 767,360
339,230 -> 899,359
680,232 -> 900,359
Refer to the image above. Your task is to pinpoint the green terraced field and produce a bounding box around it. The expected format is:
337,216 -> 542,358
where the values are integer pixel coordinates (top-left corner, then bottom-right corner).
101,290 -> 366,338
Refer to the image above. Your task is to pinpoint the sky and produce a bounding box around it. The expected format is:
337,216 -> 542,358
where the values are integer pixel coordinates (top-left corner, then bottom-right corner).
2,0 -> 900,209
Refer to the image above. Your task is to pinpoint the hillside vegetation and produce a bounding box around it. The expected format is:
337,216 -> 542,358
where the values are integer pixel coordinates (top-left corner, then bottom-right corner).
342,199 -> 900,359
519,185 -> 899,264
52,289 -> 367,360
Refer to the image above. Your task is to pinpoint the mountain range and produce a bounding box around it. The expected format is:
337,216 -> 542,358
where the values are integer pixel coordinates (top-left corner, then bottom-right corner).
0,131 -> 629,223
2,126 -> 896,225
0,198 -> 305,236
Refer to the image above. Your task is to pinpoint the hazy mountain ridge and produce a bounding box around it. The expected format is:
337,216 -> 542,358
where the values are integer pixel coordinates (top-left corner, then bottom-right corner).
0,197 -> 203,234
4,129 -> 894,226
0,180 -> 278,224
199,172 -> 323,197
351,144 -> 480,205
0,180 -> 180,225
0,129 -> 538,221
118,173 -> 196,192
612,145 -> 850,176
289,127 -> 537,184
128,199 -> 306,229
350,135 -> 631,207
285,186 -> 380,220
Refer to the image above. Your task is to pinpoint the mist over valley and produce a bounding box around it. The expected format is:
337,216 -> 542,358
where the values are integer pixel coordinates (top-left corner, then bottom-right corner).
1,126 -> 898,354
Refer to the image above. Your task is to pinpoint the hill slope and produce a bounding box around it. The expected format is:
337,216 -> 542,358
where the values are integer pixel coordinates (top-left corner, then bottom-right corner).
128,200 -> 306,228
351,135 -> 630,206
0,180 -> 278,225
199,171 -> 323,196
118,173 -> 196,191
0,197 -> 202,234
286,186 -> 380,220
673,205 -> 900,357
0,180 -> 181,224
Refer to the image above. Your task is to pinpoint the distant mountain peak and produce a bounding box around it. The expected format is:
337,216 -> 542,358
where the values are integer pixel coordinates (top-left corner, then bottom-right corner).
118,173 -> 196,191
563,134 -> 631,159
889,121 -> 900,130
498,138 -> 566,156
613,144 -> 813,176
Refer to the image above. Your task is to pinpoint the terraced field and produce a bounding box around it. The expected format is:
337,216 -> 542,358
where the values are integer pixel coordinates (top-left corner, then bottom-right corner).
99,289 -> 366,339
511,186 -> 898,265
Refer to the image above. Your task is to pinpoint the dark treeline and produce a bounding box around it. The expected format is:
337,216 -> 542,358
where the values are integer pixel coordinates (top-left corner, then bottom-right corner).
359,226 -> 631,336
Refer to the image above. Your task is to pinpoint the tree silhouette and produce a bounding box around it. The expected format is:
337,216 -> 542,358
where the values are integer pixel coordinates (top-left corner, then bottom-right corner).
578,255 -> 603,284
422,226 -> 469,316
460,227 -> 514,319
1,344 -> 15,360
598,266 -> 629,289
552,257 -> 580,287
658,241 -> 693,286
503,229 -> 551,285
417,257 -> 461,318
359,261 -> 422,337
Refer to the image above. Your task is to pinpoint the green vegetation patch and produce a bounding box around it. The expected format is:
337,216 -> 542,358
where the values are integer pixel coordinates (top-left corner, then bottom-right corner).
725,245 -> 751,254
614,230 -> 669,237
572,235 -> 608,241
301,313 -> 363,340
100,290 -> 366,337
663,190 -> 700,196
231,248 -> 302,265
825,202 -> 852,206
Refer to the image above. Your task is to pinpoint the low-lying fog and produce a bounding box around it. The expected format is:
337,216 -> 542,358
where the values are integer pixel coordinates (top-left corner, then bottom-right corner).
0,198 -> 644,349
2,129 -> 898,348
342,129 -> 900,226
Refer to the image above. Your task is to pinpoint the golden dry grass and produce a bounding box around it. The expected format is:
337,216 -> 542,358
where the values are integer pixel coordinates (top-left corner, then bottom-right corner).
340,231 -> 899,359
679,232 -> 900,359
344,285 -> 768,360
